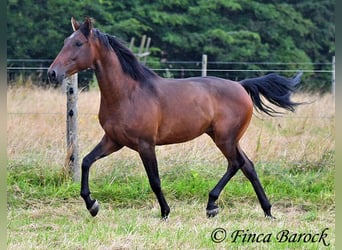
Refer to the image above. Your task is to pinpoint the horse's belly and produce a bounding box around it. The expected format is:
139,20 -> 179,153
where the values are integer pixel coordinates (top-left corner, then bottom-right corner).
156,117 -> 210,145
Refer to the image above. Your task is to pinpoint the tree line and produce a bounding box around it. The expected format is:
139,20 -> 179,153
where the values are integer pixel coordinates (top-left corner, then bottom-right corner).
7,0 -> 335,92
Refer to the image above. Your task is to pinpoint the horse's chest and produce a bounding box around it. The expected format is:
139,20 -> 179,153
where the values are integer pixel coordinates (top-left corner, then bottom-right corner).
98,100 -> 159,148
101,121 -> 138,148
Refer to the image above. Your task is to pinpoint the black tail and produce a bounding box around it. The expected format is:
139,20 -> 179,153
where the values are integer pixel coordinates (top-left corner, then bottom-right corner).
240,71 -> 303,116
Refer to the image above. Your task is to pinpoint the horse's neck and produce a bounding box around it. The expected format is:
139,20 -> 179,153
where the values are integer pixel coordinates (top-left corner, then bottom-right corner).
94,52 -> 136,107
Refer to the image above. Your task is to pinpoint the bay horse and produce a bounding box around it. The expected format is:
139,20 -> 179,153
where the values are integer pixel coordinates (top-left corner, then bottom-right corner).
48,17 -> 302,220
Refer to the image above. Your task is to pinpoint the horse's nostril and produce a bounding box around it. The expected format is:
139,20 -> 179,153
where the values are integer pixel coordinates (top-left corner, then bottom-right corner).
48,70 -> 57,83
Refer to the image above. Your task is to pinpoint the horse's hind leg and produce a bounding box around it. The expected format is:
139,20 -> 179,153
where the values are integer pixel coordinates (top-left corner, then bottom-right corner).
206,138 -> 273,219
206,140 -> 243,218
239,149 -> 274,219
206,158 -> 240,217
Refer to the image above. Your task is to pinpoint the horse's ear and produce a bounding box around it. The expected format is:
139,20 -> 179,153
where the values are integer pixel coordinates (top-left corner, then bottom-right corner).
80,17 -> 93,38
84,17 -> 93,30
71,17 -> 80,31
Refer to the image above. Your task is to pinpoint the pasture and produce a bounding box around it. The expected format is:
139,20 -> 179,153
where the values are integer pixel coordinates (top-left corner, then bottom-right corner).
7,85 -> 335,249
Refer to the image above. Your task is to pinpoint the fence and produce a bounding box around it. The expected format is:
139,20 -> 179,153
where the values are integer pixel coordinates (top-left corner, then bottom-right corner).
7,57 -> 335,88
64,74 -> 79,182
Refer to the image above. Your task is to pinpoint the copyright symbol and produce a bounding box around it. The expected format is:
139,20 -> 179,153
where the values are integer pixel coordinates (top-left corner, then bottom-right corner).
211,228 -> 227,243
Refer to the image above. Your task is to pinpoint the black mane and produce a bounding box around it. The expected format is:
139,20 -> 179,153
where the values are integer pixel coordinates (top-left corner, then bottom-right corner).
94,29 -> 157,82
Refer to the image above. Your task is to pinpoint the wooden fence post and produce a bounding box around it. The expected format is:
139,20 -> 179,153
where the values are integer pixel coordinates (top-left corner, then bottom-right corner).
202,54 -> 207,77
142,37 -> 151,65
64,73 -> 80,182
332,56 -> 335,98
132,35 -> 151,64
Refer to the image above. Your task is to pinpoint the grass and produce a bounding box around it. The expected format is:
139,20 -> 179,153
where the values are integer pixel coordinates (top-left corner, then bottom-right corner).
7,201 -> 335,249
7,86 -> 335,249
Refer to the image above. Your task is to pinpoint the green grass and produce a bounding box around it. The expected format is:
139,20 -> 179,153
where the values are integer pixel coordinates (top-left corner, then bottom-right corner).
8,151 -> 334,209
7,152 -> 335,249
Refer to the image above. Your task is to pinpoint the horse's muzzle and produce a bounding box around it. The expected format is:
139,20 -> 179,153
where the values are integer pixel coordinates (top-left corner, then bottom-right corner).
47,68 -> 65,84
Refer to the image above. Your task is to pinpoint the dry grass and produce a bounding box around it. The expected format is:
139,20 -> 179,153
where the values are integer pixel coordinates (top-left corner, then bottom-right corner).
244,93 -> 334,164
7,86 -> 334,170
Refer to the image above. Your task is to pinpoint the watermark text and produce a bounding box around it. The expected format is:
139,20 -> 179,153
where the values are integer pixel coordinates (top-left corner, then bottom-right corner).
211,227 -> 330,247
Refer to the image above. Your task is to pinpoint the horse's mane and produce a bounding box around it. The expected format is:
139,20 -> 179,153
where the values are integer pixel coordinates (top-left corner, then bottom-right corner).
94,29 -> 157,83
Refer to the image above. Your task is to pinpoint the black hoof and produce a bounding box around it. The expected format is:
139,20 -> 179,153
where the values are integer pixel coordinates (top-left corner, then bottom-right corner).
88,200 -> 99,217
161,207 -> 170,221
206,207 -> 220,218
264,208 -> 275,220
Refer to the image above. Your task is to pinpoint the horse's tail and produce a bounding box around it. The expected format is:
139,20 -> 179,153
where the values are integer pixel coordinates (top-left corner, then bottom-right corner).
240,71 -> 303,116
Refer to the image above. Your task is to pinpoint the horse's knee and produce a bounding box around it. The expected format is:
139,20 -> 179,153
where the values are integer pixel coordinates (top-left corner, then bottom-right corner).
149,178 -> 162,194
81,155 -> 93,169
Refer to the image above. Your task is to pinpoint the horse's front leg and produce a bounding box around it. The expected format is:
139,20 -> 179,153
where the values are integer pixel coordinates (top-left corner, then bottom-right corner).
80,135 -> 122,216
138,141 -> 170,220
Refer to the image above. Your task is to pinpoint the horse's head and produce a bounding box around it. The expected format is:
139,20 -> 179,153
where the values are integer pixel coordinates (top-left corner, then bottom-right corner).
48,17 -> 96,84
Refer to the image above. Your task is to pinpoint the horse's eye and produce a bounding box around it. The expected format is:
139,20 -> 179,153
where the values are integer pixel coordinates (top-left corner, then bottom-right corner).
75,41 -> 83,47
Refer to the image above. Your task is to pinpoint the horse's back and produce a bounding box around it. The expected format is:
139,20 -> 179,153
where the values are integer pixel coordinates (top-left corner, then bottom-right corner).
158,76 -> 252,118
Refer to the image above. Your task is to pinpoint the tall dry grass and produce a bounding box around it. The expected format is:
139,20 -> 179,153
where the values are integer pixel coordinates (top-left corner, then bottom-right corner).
7,86 -> 334,175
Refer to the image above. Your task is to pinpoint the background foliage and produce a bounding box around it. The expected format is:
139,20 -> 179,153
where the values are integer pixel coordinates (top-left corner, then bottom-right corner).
7,0 -> 335,91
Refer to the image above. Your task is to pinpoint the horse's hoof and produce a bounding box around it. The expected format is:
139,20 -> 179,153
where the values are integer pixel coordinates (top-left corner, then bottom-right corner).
88,200 -> 99,217
264,210 -> 276,220
161,215 -> 169,221
265,214 -> 276,220
206,207 -> 220,218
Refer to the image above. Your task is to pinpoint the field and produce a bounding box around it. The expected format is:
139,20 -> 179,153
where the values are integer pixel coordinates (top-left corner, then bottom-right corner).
7,86 -> 335,249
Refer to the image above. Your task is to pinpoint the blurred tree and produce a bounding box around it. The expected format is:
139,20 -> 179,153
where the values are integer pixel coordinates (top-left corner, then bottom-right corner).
7,0 -> 334,91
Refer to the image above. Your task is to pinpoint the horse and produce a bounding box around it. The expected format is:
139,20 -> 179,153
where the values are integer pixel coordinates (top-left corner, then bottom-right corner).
48,17 -> 302,220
